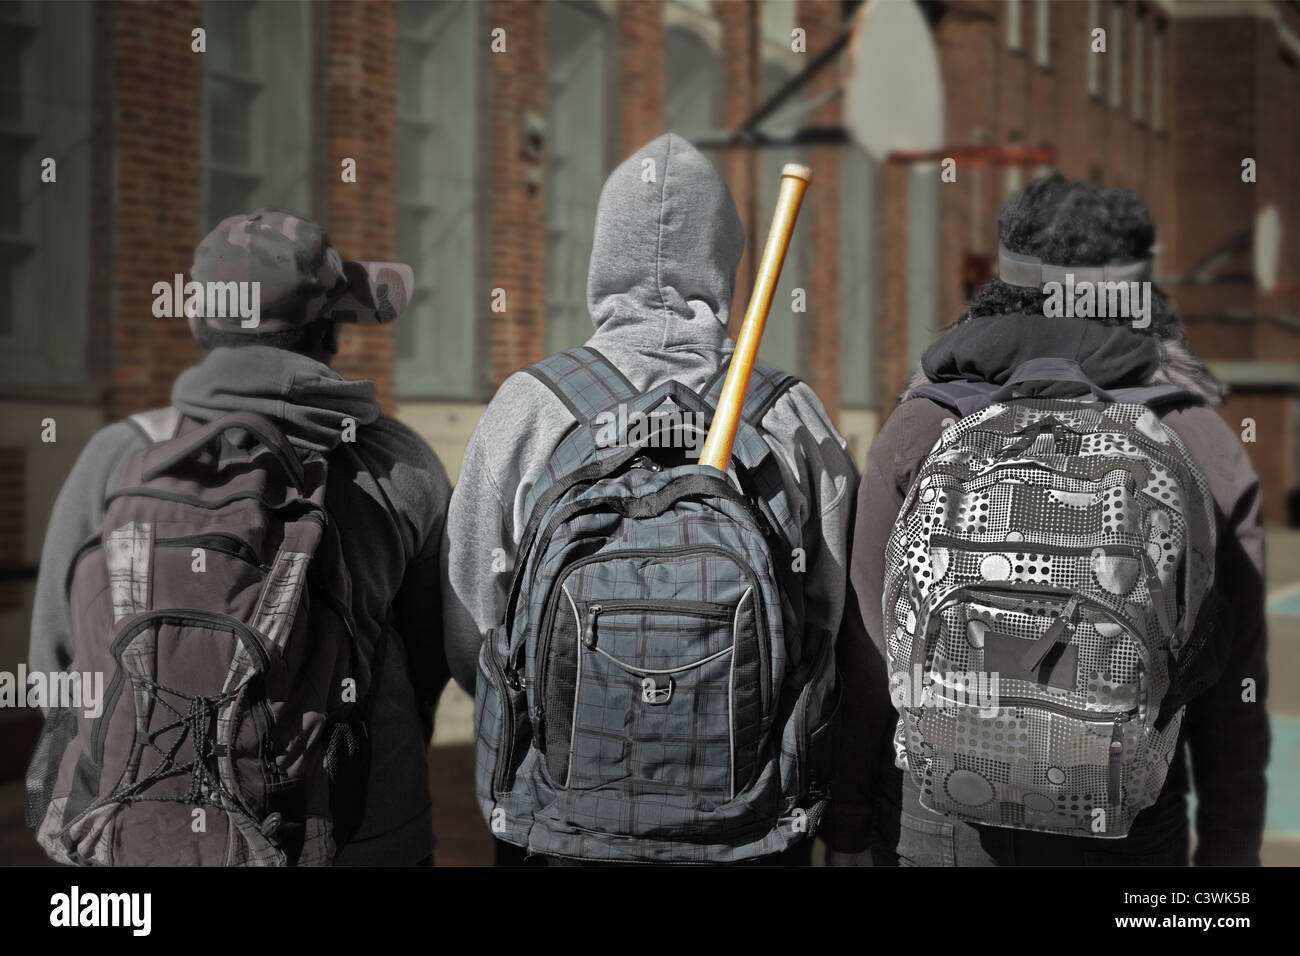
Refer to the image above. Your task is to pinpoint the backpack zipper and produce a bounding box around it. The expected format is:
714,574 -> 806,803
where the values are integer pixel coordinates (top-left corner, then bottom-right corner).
917,583 -> 1149,671
156,533 -> 264,569
923,537 -> 1175,637
927,535 -> 1144,559
926,696 -> 1134,806
484,646 -> 519,795
1020,595 -> 1080,672
1108,715 -> 1126,805
583,598 -> 735,649
534,544 -> 770,749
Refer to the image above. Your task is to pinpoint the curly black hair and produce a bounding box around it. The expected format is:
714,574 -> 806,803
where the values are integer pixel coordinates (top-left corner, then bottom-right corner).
962,173 -> 1177,336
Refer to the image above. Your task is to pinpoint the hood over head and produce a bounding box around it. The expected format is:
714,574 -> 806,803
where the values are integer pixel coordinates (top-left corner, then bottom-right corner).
587,133 -> 744,354
909,313 -> 1226,406
172,346 -> 380,451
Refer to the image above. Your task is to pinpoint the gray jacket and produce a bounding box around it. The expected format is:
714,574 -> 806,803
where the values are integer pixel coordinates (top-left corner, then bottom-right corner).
441,133 -> 867,847
29,345 -> 451,865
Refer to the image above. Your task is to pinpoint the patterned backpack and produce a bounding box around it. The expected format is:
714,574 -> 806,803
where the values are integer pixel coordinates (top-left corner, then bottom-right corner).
882,358 -> 1218,838
28,410 -> 371,865
476,346 -> 839,862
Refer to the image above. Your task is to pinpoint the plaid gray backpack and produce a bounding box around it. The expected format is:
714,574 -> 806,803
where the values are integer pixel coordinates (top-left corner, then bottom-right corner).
28,409 -> 373,866
476,347 -> 839,862
883,358 -> 1217,838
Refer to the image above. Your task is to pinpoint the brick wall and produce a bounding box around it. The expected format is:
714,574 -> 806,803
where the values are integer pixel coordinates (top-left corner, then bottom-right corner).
716,0 -> 760,331
617,1 -> 664,158
934,4 -> 994,326
1166,16 -> 1257,279
1219,390 -> 1295,525
109,0 -> 202,418
326,0 -> 399,413
799,0 -> 842,419
89,1 -> 117,387
486,0 -> 548,389
83,0 -> 1300,522
878,161 -> 910,416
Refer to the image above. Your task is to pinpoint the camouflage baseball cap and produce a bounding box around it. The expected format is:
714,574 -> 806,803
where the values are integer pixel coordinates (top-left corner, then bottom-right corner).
189,208 -> 414,333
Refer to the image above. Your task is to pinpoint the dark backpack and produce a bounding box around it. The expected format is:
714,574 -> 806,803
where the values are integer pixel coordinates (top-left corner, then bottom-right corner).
28,410 -> 370,866
883,358 -> 1221,838
476,346 -> 839,862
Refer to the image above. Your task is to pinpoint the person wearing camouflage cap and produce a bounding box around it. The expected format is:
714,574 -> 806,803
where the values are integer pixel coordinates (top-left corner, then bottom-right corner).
29,209 -> 452,865
187,208 -> 416,342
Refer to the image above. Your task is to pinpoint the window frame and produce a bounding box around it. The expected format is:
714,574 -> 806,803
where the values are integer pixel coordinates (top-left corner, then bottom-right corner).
394,0 -> 483,400
543,0 -> 616,358
200,0 -> 314,231
0,0 -> 97,393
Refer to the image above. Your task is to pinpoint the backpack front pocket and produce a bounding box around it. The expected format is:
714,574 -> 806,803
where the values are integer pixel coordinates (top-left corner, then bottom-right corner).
910,697 -> 1137,836
474,632 -> 528,801
553,589 -> 761,812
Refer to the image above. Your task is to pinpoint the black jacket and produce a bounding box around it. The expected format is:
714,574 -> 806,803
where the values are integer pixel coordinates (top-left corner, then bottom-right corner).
849,315 -> 1269,866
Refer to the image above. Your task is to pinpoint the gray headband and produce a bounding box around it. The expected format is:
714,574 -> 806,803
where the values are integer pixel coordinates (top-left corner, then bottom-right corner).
998,244 -> 1154,288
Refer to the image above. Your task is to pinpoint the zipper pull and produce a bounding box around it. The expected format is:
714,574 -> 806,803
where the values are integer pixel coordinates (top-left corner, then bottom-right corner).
1135,543 -> 1177,639
1021,596 -> 1079,673
584,604 -> 602,648
1107,716 -> 1125,805
1145,573 -> 1172,635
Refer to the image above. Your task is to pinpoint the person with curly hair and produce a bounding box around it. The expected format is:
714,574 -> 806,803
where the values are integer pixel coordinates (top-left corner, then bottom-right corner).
847,174 -> 1269,866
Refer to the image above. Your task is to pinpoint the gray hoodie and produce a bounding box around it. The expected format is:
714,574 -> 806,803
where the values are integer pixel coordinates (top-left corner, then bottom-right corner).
441,133 -> 867,848
29,345 -> 451,865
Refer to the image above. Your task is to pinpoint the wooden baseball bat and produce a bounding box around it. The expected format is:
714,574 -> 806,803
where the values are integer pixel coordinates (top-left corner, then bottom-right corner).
698,163 -> 812,472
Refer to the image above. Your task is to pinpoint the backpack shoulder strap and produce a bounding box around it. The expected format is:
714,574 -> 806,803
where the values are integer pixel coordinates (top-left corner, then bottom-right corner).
522,346 -> 638,423
126,406 -> 183,444
904,371 -> 1205,417
701,358 -> 799,429
701,359 -> 802,548
902,380 -> 1002,417
1106,384 -> 1204,409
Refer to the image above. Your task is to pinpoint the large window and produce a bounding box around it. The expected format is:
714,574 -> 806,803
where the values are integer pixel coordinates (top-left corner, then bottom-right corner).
0,0 -> 95,389
545,1 -> 613,355
1007,0 -> 1022,52
202,0 -> 314,229
396,0 -> 481,398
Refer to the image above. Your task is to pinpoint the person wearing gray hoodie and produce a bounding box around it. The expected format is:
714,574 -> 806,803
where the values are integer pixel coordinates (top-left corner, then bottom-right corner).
28,210 -> 451,866
441,133 -> 869,862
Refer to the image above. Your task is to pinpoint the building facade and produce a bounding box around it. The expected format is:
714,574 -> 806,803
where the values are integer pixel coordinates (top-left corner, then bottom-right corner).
2,0 -> 1298,767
